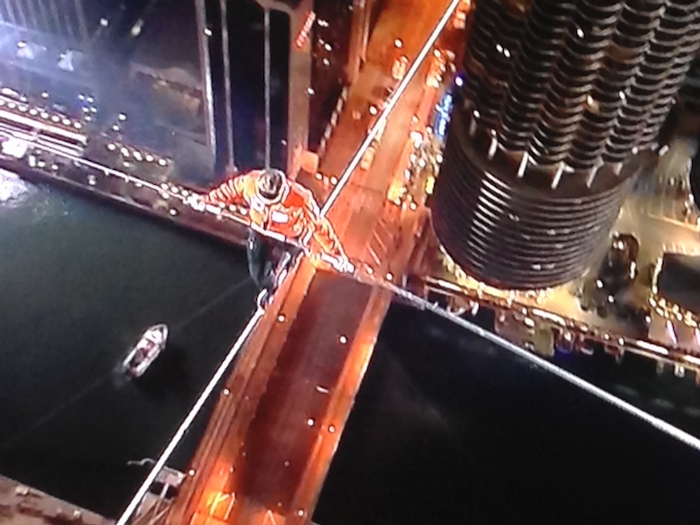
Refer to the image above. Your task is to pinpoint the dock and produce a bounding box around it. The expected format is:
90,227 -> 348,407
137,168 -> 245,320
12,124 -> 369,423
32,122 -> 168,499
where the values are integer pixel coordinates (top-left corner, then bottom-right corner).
0,475 -> 112,525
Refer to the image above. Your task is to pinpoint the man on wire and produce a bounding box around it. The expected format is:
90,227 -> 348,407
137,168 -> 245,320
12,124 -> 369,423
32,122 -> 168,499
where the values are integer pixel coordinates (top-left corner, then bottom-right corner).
187,168 -> 353,305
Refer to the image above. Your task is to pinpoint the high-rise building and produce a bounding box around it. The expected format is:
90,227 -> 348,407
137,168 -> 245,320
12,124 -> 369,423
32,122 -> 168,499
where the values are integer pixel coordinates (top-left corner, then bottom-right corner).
432,0 -> 700,290
196,0 -> 315,176
681,51 -> 700,111
0,0 -> 125,97
198,0 -> 374,177
0,0 -> 91,45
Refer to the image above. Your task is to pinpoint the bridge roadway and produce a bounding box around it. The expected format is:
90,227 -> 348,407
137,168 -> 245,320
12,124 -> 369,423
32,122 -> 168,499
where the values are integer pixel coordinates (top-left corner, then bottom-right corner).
166,123 -> 430,525
166,212 -> 426,525
164,1 -> 453,520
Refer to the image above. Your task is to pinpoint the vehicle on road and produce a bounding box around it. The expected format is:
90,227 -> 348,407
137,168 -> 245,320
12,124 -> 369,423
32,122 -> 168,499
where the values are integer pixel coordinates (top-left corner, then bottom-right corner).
599,233 -> 640,294
392,55 -> 409,81
370,85 -> 395,114
374,118 -> 387,143
360,145 -> 377,170
454,9 -> 467,29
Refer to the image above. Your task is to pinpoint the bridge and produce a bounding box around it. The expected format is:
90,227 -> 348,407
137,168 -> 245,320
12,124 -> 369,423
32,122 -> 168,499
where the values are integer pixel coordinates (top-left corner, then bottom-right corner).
161,2 -> 458,523
5,0 -> 700,524
0,0 -> 462,523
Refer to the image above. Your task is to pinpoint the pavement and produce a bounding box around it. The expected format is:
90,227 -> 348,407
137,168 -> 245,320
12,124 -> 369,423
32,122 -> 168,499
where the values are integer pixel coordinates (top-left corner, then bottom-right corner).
298,0 -> 452,205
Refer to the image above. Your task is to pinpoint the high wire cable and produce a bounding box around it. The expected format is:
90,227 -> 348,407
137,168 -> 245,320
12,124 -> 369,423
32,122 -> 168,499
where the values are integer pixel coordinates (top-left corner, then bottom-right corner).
115,308 -> 264,525
371,276 -> 700,453
171,277 -> 253,332
320,0 -> 462,216
264,7 -> 271,170
1,373 -> 111,449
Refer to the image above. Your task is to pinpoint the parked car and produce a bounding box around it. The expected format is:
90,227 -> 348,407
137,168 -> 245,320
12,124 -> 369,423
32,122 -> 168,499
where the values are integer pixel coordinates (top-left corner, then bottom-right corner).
360,145 -> 376,170
392,55 -> 409,81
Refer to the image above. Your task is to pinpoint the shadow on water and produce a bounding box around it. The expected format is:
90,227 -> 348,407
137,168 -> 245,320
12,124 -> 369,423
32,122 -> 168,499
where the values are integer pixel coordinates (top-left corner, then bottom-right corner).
129,342 -> 195,402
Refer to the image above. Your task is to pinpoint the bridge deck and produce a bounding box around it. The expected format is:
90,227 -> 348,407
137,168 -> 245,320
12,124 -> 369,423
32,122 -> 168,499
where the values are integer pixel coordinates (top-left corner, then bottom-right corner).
169,263 -> 391,525
165,1 -> 447,519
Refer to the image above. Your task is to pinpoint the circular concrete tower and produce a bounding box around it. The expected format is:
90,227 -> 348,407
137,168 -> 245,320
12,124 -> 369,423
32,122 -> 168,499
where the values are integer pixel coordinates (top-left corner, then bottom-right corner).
431,0 -> 700,289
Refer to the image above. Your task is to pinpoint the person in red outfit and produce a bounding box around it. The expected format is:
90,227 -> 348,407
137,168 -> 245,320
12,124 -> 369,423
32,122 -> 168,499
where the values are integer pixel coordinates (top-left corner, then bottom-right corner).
187,169 -> 352,274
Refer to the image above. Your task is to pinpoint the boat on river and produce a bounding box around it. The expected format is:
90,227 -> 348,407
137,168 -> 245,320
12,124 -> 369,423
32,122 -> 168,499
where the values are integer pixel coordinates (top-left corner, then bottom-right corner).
122,324 -> 168,378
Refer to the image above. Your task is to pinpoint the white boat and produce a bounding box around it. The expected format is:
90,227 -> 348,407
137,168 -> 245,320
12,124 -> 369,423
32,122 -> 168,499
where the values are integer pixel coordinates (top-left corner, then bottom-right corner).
122,324 -> 168,378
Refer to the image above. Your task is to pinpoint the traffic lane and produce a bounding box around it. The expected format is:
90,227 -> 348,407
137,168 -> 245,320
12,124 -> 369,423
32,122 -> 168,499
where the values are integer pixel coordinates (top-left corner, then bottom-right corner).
316,63 -> 398,184
286,187 -> 434,522
335,51 -> 434,196
288,286 -> 398,522
316,66 -> 391,181
314,0 -> 450,196
328,60 -> 431,247
227,271 -> 373,521
170,261 -> 318,524
361,68 -> 428,195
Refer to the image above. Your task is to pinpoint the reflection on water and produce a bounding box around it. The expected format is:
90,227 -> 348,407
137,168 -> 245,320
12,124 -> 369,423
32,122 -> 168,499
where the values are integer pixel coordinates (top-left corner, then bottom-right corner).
0,175 -> 256,517
0,169 -> 37,207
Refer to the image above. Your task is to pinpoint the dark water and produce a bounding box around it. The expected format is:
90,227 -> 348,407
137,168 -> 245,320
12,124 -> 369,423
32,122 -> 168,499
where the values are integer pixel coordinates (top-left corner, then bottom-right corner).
3,171 -> 700,523
316,305 -> 700,525
0,170 -> 257,516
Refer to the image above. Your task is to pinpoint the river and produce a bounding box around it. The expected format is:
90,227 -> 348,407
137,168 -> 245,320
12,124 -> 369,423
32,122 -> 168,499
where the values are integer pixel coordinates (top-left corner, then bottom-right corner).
2,171 -> 700,523
0,169 -> 257,515
315,304 -> 700,525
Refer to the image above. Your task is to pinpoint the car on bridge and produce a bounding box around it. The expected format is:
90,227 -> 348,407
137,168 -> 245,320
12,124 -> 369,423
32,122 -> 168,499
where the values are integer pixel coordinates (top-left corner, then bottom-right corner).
392,55 -> 409,81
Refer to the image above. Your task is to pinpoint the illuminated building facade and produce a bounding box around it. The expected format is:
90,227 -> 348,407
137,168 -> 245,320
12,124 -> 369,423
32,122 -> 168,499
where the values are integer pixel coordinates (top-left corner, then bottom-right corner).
0,0 -> 92,45
432,0 -> 700,290
197,0 -> 299,175
198,0 -> 318,177
0,0 -> 98,90
0,0 -> 134,103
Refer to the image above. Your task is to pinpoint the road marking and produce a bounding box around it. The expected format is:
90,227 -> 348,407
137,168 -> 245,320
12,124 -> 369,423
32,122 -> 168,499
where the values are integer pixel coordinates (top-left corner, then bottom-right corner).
367,245 -> 382,266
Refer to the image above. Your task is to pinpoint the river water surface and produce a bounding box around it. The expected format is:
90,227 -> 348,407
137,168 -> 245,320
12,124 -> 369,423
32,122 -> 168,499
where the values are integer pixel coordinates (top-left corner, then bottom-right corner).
0,169 -> 257,515
2,170 -> 700,523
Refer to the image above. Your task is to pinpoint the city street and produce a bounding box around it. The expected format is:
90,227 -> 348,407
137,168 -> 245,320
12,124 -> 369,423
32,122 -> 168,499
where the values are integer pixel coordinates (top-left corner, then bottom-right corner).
300,0 -> 452,203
